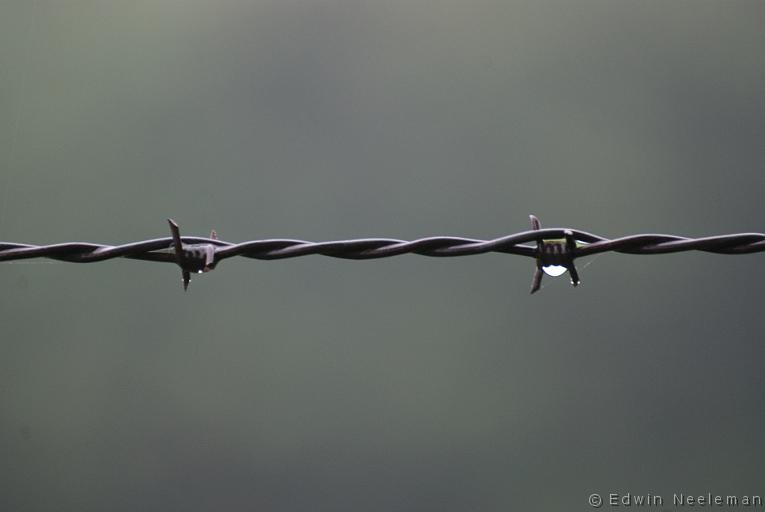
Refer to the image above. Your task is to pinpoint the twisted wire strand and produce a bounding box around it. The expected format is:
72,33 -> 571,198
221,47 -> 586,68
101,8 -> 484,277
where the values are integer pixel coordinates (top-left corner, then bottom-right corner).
1,229 -> 764,265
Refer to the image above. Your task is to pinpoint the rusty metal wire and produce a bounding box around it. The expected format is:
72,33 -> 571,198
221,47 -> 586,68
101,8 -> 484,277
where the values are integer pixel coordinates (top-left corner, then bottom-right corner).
1,216 -> 763,292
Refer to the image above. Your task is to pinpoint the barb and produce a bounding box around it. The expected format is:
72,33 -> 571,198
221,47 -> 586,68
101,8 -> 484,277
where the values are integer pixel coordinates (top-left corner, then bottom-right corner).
0,216 -> 763,292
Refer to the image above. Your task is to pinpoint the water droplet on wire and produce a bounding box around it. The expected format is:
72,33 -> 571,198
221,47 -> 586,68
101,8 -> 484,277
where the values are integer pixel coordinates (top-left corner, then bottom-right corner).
542,264 -> 567,277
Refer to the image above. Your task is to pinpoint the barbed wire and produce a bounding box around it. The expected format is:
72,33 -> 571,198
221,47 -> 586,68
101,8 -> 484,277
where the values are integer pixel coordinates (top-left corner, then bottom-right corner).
1,216 -> 763,293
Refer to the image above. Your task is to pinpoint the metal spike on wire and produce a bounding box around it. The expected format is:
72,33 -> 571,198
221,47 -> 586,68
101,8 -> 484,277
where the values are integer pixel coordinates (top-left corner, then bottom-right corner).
0,216 -> 763,293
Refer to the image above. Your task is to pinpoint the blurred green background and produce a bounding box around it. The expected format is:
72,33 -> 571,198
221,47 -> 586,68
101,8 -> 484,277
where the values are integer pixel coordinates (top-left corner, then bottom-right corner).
1,1 -> 764,510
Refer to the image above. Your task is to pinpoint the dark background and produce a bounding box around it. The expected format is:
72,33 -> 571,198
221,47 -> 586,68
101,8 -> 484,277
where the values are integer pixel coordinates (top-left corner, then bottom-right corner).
1,1 -> 764,510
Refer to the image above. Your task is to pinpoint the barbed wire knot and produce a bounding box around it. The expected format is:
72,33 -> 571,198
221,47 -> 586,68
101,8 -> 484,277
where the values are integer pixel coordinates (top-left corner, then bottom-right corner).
168,219 -> 218,291
529,214 -> 580,294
